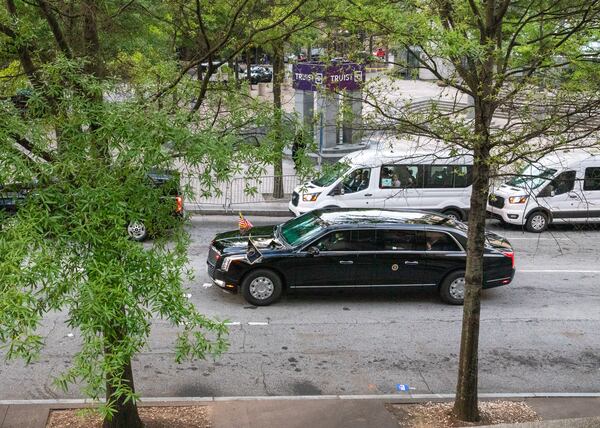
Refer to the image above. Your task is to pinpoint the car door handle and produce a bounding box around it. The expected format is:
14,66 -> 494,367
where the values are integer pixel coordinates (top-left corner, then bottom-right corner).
568,194 -> 579,199
339,260 -> 354,265
405,261 -> 419,265
364,193 -> 373,197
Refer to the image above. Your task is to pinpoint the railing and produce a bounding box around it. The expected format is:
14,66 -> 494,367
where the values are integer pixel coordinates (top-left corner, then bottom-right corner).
183,174 -> 300,211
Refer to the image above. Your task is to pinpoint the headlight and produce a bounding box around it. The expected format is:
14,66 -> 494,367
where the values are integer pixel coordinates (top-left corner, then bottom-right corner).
221,255 -> 245,271
509,195 -> 528,204
302,192 -> 321,202
221,257 -> 233,271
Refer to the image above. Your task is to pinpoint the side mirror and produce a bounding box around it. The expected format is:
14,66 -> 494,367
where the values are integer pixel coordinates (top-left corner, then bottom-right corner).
306,246 -> 320,256
330,183 -> 344,196
550,190 -> 556,197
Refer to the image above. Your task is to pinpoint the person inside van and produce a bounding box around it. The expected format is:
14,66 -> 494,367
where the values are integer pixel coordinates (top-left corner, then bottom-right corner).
392,174 -> 401,187
357,170 -> 370,191
345,170 -> 363,192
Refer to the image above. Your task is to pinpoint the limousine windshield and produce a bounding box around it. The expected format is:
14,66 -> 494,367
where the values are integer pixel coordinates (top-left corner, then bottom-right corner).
280,211 -> 327,246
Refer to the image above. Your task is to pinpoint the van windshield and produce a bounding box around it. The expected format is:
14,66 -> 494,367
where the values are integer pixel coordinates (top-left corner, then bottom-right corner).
311,164 -> 349,187
506,165 -> 557,190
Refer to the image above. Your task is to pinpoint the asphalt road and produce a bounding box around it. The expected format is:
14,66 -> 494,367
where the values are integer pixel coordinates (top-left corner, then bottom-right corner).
1,215 -> 599,400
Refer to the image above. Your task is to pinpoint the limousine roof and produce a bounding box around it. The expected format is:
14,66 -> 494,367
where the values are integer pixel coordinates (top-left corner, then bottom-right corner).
313,208 -> 465,230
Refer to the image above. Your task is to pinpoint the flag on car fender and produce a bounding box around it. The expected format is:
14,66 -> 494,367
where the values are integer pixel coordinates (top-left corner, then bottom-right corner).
246,237 -> 262,264
239,212 -> 253,233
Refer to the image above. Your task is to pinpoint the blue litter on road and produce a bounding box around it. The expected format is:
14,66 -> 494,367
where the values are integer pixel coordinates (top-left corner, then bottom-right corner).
396,384 -> 410,392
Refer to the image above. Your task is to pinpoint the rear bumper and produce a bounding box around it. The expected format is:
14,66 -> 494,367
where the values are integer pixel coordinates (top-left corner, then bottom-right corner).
483,268 -> 516,289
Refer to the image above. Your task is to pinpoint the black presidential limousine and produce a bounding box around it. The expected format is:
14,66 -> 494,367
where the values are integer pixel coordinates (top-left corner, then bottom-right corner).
207,209 -> 515,306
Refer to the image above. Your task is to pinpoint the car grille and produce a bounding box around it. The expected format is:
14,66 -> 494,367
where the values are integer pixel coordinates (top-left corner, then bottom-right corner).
488,194 -> 505,209
207,263 -> 216,278
208,246 -> 220,266
291,191 -> 299,207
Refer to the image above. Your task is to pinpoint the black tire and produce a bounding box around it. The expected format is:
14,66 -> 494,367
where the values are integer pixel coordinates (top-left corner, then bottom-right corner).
439,270 -> 465,305
525,211 -> 548,233
442,209 -> 463,221
127,221 -> 148,241
241,269 -> 283,306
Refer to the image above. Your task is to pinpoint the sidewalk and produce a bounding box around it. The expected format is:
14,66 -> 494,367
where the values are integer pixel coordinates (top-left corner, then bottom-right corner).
2,395 -> 600,428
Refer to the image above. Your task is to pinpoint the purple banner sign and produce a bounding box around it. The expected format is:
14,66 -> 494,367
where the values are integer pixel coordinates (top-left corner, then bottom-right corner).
292,62 -> 365,91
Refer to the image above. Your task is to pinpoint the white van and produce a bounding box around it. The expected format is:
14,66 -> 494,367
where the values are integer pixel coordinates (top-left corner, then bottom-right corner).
289,148 -> 474,220
487,152 -> 600,232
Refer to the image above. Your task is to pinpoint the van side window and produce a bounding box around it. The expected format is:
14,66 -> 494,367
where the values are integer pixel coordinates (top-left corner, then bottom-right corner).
545,170 -> 576,196
380,165 -> 421,188
343,168 -> 370,194
583,167 -> 600,191
424,165 -> 473,188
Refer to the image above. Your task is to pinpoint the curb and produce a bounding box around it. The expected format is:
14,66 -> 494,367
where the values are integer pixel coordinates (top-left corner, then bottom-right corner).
3,392 -> 600,406
187,208 -> 292,217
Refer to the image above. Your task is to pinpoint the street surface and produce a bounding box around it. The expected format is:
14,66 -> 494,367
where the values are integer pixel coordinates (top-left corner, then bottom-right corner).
1,215 -> 599,399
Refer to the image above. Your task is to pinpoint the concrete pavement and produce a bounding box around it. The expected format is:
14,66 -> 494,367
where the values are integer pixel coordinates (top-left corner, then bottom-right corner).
2,396 -> 600,427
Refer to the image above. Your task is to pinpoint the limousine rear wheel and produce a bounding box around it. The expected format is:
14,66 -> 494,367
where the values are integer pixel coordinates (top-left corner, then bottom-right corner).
241,269 -> 283,306
440,271 -> 465,305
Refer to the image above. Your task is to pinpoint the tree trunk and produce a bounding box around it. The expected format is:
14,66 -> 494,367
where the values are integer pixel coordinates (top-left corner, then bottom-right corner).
272,42 -> 285,199
103,326 -> 143,428
246,50 -> 252,88
102,355 -> 143,428
453,102 -> 492,422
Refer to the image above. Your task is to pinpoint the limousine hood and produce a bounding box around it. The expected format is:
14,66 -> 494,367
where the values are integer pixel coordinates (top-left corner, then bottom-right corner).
212,225 -> 281,255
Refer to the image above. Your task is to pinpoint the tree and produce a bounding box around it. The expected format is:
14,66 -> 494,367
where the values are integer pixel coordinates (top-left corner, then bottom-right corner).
0,1 -> 307,427
343,0 -> 600,421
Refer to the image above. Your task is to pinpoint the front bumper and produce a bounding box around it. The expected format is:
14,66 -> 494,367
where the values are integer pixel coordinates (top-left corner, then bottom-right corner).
288,201 -> 307,217
486,205 -> 526,225
207,263 -> 239,293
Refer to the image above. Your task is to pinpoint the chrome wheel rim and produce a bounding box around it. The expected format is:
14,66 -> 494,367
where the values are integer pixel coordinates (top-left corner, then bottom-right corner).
449,277 -> 465,300
530,214 -> 546,231
127,221 -> 146,240
249,276 -> 274,300
446,213 -> 459,220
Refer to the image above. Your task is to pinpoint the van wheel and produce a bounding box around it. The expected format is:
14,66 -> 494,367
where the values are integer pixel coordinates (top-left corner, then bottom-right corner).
526,211 -> 548,233
241,269 -> 283,306
440,271 -> 465,305
442,209 -> 462,221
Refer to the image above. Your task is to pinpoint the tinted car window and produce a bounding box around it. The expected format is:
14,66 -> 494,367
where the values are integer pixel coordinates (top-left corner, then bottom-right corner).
583,167 -> 600,191
425,231 -> 461,251
377,229 -> 422,251
281,212 -> 327,246
313,229 -> 377,251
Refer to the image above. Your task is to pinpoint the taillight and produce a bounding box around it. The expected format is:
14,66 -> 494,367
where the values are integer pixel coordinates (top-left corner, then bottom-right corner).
175,196 -> 183,213
503,251 -> 515,268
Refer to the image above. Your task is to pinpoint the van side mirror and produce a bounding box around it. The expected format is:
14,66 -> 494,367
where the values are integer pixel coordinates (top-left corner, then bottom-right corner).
306,246 -> 320,256
329,183 -> 344,196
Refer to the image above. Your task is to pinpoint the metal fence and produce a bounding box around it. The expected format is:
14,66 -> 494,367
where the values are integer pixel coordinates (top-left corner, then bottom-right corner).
183,174 -> 300,211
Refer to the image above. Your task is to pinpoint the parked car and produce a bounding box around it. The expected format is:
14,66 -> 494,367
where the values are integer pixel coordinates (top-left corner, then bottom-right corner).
289,146 -> 473,221
240,66 -> 272,84
0,171 -> 183,241
207,208 -> 515,306
487,151 -> 600,232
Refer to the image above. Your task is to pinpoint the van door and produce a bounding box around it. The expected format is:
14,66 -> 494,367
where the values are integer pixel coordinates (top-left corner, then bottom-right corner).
329,167 -> 377,208
537,170 -> 582,222
582,167 -> 600,220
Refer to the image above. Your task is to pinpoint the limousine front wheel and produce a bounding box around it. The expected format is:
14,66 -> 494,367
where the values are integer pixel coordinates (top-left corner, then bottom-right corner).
242,269 -> 283,306
440,271 -> 465,305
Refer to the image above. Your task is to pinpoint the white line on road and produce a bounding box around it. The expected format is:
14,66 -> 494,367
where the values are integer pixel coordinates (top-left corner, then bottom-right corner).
247,321 -> 269,326
224,322 -> 241,326
519,269 -> 600,273
3,392 -> 600,405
